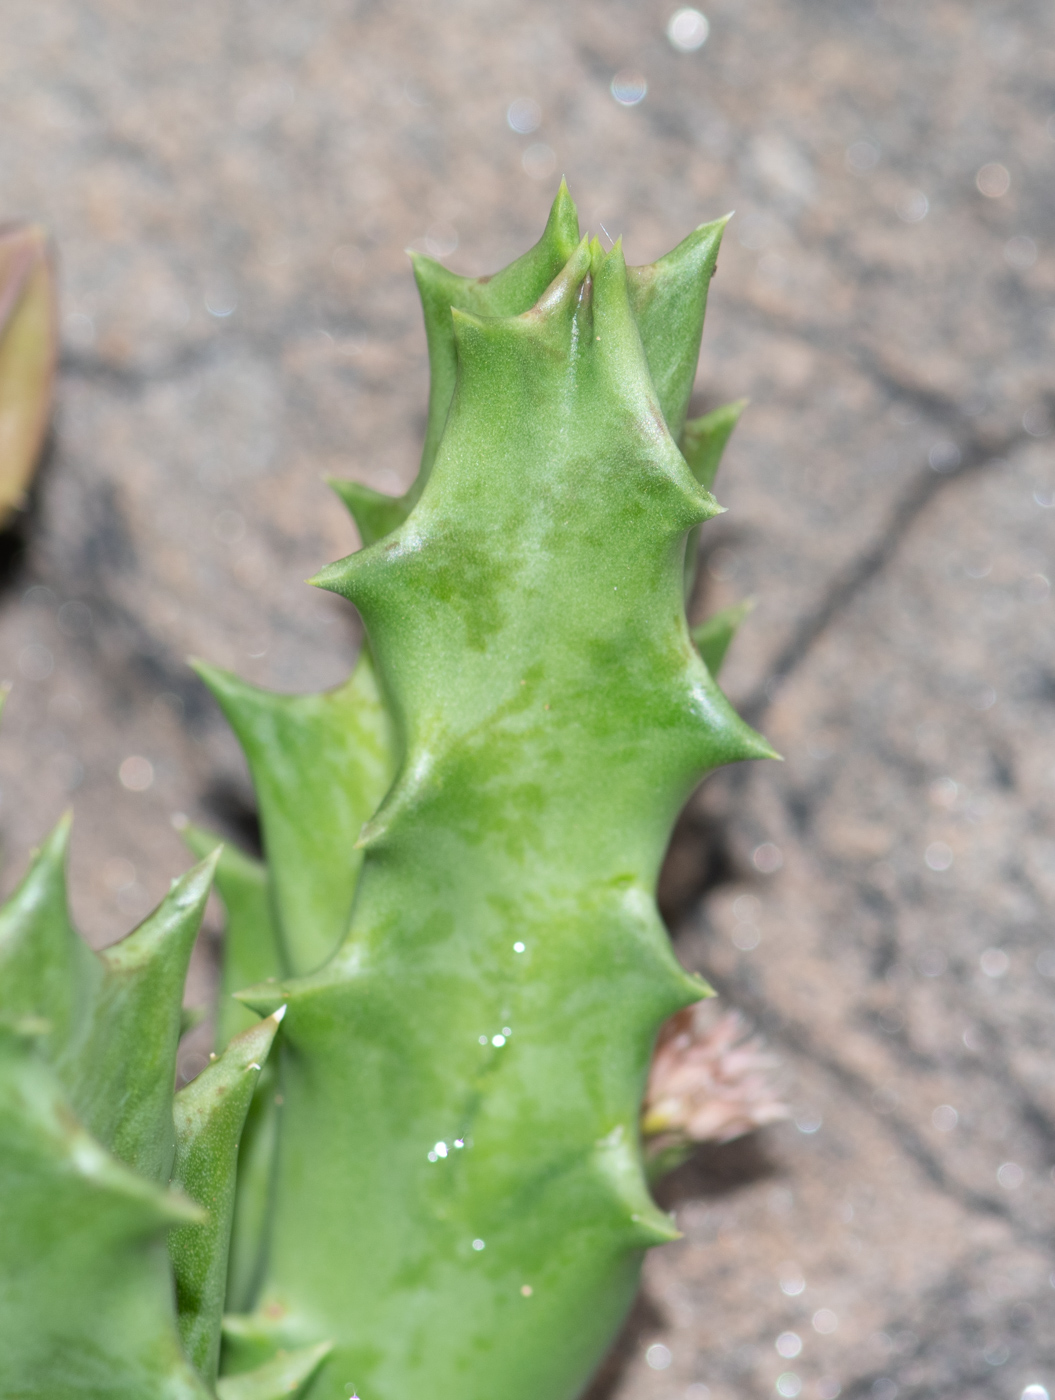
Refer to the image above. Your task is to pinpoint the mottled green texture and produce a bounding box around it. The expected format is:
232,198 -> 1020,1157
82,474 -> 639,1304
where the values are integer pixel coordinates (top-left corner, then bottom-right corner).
171,1012 -> 283,1380
214,196 -> 771,1400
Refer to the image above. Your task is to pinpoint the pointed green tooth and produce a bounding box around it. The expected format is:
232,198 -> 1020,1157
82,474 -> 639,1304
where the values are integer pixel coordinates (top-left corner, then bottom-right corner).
407,180 -> 581,508
592,1124 -> 682,1248
233,982 -> 291,1019
591,241 -> 719,531
0,1026 -> 211,1398
192,650 -> 396,977
58,851 -> 218,1182
216,1341 -> 333,1400
324,184 -> 583,558
690,661 -> 782,767
691,598 -> 756,678
626,216 -> 730,444
681,397 -> 747,596
328,477 -> 410,548
0,812 -> 98,1059
170,1010 -> 283,1383
232,959 -> 344,1021
180,824 -> 283,1048
681,398 -> 747,491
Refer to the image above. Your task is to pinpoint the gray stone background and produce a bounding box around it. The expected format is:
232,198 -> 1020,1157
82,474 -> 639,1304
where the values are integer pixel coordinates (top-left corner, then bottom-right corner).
1,0 -> 1053,1397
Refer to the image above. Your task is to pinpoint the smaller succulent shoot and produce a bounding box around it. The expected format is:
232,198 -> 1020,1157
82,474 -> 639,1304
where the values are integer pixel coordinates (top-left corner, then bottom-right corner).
0,811 -> 330,1399
0,223 -> 57,526
642,1004 -> 789,1179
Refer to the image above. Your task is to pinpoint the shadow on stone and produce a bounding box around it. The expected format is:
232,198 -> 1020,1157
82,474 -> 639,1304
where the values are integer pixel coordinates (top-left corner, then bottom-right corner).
655,1130 -> 783,1211
0,428 -> 55,600
201,777 -> 264,859
658,800 -> 741,927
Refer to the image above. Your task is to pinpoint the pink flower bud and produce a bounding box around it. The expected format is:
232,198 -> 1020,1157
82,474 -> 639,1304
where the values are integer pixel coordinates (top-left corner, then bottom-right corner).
642,1004 -> 789,1177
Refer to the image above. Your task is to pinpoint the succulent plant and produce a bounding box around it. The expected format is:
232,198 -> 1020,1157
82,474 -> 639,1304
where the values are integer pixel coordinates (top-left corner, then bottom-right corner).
0,183 -> 774,1399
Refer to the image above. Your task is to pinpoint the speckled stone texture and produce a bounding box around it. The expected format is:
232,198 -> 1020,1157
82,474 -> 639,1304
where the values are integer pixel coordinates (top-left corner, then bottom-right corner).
1,1 -> 1053,1397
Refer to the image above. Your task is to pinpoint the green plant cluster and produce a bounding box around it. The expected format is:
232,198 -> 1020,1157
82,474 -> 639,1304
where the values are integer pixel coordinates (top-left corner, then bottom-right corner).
0,183 -> 771,1399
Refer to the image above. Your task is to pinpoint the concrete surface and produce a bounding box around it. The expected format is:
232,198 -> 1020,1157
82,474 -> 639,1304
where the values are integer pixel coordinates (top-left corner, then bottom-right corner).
0,1 -> 1053,1397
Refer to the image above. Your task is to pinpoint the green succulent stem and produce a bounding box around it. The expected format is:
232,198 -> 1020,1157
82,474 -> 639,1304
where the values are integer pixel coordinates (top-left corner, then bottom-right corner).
221,199 -> 770,1399
0,185 -> 768,1400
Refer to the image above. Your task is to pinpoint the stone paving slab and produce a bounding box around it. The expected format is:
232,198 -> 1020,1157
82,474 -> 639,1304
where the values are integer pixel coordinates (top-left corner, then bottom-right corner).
0,0 -> 1053,1396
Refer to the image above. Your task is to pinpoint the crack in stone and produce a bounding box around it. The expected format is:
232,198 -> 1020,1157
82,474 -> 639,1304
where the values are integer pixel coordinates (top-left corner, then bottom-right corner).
57,306 -> 405,395
739,415 -> 1045,728
834,1260 -> 1054,1399
703,968 -> 1045,1251
59,341 -> 227,391
701,292 -> 1053,726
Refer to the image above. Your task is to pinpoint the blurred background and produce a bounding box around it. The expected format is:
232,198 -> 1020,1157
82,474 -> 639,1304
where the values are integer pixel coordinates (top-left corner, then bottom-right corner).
1,1 -> 1053,1397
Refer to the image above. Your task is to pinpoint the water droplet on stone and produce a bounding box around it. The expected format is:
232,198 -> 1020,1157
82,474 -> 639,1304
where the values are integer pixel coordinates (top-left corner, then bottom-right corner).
645,1343 -> 672,1370
611,71 -> 648,106
667,8 -> 710,52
